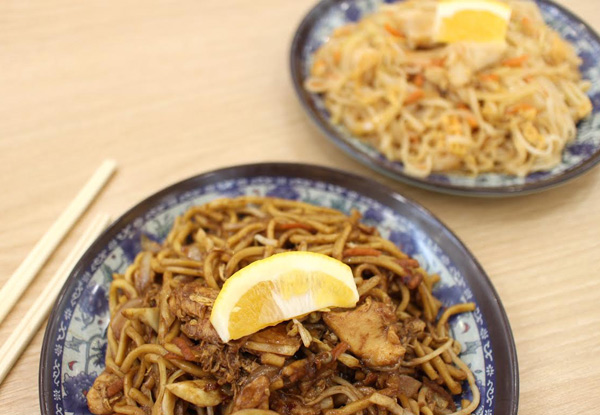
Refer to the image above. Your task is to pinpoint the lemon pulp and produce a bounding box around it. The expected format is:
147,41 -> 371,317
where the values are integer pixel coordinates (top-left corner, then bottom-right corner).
435,0 -> 512,43
210,251 -> 359,342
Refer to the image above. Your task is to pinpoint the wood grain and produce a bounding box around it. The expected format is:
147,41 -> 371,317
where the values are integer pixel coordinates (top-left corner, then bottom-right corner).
1,1 -> 599,414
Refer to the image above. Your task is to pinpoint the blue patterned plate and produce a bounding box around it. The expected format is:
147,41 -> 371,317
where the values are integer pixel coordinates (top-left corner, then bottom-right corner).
39,163 -> 518,415
290,0 -> 600,196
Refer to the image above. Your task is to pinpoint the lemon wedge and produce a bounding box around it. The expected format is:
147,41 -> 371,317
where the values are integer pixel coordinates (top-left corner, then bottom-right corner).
434,0 -> 512,43
210,251 -> 359,342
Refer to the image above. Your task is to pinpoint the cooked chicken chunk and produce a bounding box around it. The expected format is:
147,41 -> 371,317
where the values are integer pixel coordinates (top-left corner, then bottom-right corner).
169,281 -> 221,343
395,3 -> 436,48
446,42 -> 507,87
384,373 -> 422,399
169,281 -> 218,320
232,375 -> 270,411
423,378 -> 457,412
181,317 -> 221,343
323,299 -> 405,367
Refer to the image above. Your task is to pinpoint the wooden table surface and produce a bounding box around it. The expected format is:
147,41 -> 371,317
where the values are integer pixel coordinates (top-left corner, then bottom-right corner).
1,0 -> 599,414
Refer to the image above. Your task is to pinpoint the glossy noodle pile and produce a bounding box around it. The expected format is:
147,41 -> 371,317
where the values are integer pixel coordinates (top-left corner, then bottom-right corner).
305,0 -> 592,177
87,196 -> 478,415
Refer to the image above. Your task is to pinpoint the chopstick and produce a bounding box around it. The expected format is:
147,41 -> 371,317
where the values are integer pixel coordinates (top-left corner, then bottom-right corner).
0,213 -> 112,385
0,159 -> 116,325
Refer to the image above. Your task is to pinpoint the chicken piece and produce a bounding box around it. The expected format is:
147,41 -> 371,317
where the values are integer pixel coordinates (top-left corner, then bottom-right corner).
243,324 -> 301,356
446,42 -> 507,87
169,337 -> 249,386
396,2 -> 437,48
181,318 -> 221,343
87,372 -> 123,415
451,42 -> 506,72
423,378 -> 456,411
169,281 -> 221,343
384,373 -> 422,399
323,299 -> 405,367
169,281 -> 218,320
397,317 -> 426,343
232,375 -> 270,411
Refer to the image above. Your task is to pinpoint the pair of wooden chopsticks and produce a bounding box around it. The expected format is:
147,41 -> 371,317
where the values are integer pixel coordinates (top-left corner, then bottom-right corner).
0,159 -> 117,385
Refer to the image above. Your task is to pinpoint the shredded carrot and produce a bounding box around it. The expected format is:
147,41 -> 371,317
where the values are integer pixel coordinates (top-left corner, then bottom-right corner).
384,23 -> 404,38
502,55 -> 528,67
343,247 -> 382,257
430,57 -> 446,67
173,337 -> 195,361
311,59 -> 326,74
478,73 -> 500,82
333,26 -> 352,37
466,115 -> 478,129
456,103 -> 469,110
395,258 -> 420,268
413,73 -> 424,87
278,223 -> 313,231
331,341 -> 349,360
333,49 -> 342,64
506,103 -> 536,114
405,89 -> 425,104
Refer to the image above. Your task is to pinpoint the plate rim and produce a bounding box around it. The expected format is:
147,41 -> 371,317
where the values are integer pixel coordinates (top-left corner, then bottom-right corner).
289,0 -> 600,197
39,162 -> 519,415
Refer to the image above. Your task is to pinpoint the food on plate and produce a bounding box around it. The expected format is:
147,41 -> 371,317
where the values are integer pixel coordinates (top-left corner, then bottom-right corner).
305,0 -> 592,177
87,196 -> 478,415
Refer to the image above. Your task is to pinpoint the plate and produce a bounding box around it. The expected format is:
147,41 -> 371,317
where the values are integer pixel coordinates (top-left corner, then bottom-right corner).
39,163 -> 518,415
290,0 -> 600,196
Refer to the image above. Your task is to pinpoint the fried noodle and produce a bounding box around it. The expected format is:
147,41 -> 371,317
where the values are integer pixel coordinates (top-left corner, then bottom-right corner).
304,0 -> 592,177
87,196 -> 479,415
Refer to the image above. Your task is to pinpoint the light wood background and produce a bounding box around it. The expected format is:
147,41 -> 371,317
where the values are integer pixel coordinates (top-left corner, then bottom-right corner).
1,1 -> 599,414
